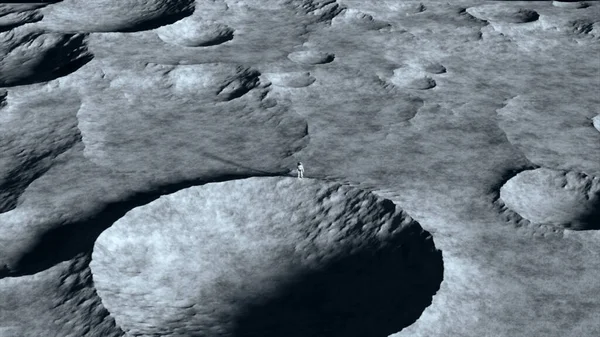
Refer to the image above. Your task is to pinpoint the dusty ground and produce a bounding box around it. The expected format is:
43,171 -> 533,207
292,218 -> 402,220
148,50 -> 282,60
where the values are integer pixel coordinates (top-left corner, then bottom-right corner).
0,1 -> 599,336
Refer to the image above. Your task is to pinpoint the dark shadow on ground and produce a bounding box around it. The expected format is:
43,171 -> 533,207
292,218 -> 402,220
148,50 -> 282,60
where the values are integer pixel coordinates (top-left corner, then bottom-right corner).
568,199 -> 600,231
1,33 -> 93,87
231,229 -> 444,337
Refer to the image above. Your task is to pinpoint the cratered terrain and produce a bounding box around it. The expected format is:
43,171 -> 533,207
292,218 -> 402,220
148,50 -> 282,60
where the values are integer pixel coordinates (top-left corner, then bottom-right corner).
0,1 -> 599,337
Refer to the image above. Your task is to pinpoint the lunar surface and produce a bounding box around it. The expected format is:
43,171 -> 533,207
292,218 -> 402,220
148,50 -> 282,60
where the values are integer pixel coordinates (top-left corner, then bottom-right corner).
0,1 -> 599,337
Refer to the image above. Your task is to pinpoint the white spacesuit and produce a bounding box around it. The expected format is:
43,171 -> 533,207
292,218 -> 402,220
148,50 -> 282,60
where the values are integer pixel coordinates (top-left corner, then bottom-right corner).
297,162 -> 304,179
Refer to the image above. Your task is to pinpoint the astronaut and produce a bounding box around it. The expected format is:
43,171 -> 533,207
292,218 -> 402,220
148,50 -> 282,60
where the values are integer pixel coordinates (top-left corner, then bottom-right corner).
297,162 -> 304,179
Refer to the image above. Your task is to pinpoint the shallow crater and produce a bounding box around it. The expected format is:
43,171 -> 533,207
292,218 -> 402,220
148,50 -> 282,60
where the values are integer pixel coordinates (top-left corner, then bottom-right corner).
263,71 -> 316,88
331,8 -> 391,30
156,19 -> 235,47
467,6 -> 540,24
91,177 -> 443,337
390,67 -> 437,90
422,63 -> 447,74
499,168 -> 600,230
384,2 -> 427,14
287,50 -> 335,65
552,1 -> 589,9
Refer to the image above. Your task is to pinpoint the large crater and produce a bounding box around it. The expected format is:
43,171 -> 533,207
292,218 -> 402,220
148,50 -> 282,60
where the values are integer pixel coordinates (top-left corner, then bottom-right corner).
499,168 -> 600,230
91,177 -> 443,337
40,0 -> 195,32
0,27 -> 92,87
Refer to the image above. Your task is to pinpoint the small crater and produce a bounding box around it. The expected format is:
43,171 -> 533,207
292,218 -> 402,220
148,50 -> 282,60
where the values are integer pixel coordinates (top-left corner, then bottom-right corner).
91,177 -> 443,337
499,168 -> 600,230
422,63 -> 447,74
552,1 -> 589,9
287,50 -> 335,65
156,19 -> 234,47
408,77 -> 436,90
508,8 -> 539,23
391,67 -> 436,90
592,115 -> 600,132
385,2 -> 426,15
467,6 -> 539,24
263,71 -> 316,88
40,0 -> 195,32
332,9 -> 391,30
0,27 -> 92,87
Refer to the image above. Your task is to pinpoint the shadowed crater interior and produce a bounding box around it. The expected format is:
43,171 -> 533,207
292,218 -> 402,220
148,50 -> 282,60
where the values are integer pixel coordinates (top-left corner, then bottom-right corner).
0,3 -> 44,32
0,27 -> 92,87
90,177 -> 443,337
